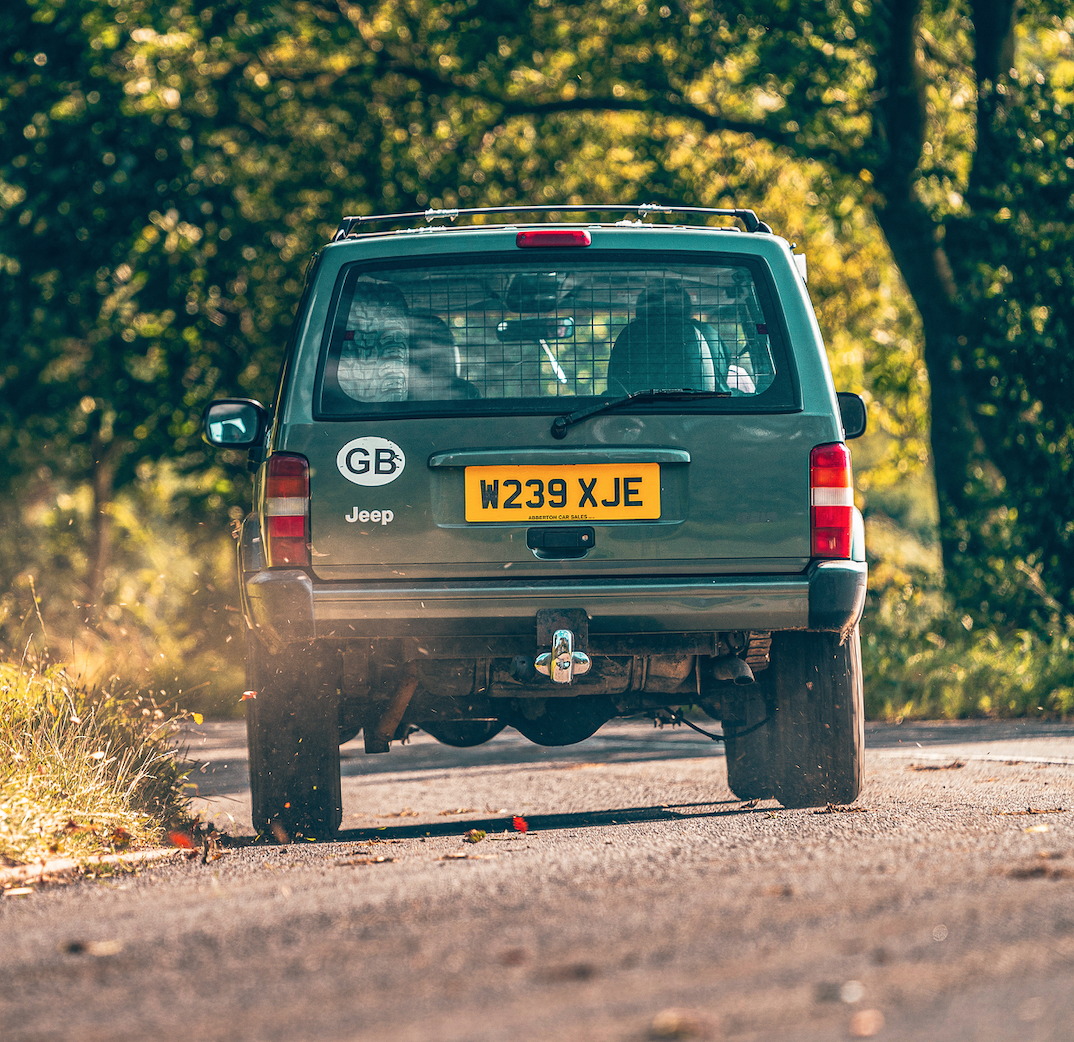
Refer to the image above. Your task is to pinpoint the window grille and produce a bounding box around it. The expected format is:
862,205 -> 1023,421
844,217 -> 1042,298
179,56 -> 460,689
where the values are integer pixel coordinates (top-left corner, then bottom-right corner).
317,259 -> 779,414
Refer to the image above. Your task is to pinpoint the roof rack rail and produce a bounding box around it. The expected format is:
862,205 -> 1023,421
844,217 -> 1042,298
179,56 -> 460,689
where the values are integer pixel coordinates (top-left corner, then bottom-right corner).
331,204 -> 773,242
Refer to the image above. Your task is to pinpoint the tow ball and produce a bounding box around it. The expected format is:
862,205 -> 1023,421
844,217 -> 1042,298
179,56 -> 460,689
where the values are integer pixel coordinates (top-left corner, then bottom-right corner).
535,629 -> 591,684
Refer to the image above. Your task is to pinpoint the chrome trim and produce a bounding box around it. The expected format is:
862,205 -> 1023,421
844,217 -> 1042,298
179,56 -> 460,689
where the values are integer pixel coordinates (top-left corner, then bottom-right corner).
428,447 -> 691,467
536,629 -> 592,684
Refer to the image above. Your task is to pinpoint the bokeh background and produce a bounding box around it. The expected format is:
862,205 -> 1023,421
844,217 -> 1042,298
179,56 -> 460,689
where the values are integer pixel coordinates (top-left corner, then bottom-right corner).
1,0 -> 1071,718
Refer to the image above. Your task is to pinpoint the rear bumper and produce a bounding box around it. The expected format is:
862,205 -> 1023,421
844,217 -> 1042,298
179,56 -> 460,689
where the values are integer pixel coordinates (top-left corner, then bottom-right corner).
244,559 -> 867,648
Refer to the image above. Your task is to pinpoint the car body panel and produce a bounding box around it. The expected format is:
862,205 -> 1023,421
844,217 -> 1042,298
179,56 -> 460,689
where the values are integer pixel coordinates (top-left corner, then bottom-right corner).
267,225 -> 846,585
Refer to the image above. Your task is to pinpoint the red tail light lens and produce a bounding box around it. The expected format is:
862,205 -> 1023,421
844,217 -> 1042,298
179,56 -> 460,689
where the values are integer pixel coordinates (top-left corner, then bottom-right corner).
810,443 -> 854,559
265,454 -> 310,566
516,229 -> 592,248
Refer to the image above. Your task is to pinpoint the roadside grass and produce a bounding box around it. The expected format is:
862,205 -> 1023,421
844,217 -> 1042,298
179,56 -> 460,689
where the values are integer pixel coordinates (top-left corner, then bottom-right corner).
0,661 -> 194,867
864,620 -> 1074,721
861,514 -> 1074,721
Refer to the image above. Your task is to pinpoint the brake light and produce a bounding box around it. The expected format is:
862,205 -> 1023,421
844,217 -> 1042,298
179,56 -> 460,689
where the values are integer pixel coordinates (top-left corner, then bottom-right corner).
265,453 -> 310,567
810,443 -> 854,559
516,229 -> 592,248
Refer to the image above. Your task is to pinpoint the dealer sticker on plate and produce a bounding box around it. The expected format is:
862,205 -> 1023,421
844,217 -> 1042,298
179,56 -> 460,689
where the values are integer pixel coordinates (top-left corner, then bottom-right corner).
464,464 -> 661,523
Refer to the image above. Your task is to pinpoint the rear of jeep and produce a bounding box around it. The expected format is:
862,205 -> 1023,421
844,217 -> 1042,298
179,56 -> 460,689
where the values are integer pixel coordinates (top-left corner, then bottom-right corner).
204,206 -> 867,838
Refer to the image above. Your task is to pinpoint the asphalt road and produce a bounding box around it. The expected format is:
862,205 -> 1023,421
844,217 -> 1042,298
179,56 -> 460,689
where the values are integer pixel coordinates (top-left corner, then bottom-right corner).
4,717 -> 1074,1041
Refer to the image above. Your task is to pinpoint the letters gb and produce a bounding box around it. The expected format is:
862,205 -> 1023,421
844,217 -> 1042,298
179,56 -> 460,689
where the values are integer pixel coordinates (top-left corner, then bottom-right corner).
336,437 -> 406,487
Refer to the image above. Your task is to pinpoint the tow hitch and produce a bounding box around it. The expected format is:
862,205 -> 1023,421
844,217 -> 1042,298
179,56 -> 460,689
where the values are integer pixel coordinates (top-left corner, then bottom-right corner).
535,629 -> 592,684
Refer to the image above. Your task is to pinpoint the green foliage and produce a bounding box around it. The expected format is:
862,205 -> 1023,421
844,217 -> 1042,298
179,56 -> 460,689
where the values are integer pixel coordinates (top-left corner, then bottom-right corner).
407,0 -> 1074,627
861,508 -> 1074,721
0,660 -> 193,865
1,0 -> 1070,708
0,458 -> 245,715
941,75 -> 1074,628
864,622 -> 1074,722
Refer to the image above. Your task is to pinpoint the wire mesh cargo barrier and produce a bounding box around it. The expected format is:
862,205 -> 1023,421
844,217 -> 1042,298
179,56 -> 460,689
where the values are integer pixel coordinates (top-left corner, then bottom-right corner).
317,261 -> 778,414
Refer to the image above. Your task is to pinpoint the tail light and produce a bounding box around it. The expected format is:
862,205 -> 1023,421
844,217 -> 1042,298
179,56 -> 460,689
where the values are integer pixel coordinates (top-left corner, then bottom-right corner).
264,453 -> 310,567
516,229 -> 592,248
810,443 -> 854,559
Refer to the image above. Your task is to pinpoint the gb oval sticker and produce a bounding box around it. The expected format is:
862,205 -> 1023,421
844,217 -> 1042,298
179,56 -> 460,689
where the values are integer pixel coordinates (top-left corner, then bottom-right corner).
336,437 -> 406,486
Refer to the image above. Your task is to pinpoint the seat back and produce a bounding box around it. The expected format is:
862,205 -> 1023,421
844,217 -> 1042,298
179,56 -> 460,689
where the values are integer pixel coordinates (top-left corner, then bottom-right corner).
607,316 -> 716,395
336,282 -> 410,402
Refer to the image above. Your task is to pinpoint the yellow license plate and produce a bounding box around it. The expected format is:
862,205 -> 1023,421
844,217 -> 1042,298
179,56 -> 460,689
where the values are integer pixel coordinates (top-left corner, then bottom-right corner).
464,464 -> 661,523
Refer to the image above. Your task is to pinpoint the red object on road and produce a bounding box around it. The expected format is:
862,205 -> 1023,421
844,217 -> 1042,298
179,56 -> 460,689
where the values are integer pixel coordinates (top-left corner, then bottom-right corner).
512,816 -> 528,833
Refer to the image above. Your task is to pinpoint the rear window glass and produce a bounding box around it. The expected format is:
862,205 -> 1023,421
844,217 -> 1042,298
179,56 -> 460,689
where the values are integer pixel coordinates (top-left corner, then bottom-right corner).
315,252 -> 795,416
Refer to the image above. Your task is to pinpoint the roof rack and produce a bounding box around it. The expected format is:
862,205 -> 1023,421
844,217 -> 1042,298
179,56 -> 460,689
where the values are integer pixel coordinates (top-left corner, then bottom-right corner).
331,204 -> 773,242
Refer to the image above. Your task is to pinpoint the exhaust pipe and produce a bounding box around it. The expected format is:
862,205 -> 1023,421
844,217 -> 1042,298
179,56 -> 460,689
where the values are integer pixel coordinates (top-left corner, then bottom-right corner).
711,655 -> 755,686
365,661 -> 419,754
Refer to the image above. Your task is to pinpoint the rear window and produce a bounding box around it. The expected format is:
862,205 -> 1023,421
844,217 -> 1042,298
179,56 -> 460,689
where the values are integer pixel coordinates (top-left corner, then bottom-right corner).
315,251 -> 796,417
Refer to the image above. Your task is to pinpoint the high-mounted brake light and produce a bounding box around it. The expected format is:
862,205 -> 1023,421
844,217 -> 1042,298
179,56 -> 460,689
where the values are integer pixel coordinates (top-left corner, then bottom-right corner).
516,229 -> 592,248
265,453 -> 310,567
810,443 -> 854,559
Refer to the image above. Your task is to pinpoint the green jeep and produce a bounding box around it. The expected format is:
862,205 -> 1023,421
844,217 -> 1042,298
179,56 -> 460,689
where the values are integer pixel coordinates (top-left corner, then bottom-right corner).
203,204 -> 868,838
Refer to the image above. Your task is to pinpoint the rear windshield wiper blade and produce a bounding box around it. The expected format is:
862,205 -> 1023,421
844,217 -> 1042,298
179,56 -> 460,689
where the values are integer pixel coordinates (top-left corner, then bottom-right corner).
551,388 -> 731,439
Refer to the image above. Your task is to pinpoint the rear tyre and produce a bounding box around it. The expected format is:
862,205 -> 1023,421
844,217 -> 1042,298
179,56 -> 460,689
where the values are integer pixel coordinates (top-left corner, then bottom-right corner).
246,636 -> 343,840
421,720 -> 507,747
724,628 -> 864,808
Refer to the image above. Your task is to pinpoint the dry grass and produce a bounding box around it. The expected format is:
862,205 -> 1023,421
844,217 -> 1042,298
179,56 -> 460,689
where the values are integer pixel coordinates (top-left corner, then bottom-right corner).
0,660 -> 193,867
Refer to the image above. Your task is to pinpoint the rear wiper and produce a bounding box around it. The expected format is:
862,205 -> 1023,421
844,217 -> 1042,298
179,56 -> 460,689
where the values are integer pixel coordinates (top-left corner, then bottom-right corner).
550,388 -> 731,439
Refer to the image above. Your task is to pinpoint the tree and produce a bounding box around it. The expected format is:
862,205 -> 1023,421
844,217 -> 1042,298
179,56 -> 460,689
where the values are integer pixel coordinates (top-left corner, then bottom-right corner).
5,0 -> 1068,651
0,0 -> 465,617
353,0 -> 1074,627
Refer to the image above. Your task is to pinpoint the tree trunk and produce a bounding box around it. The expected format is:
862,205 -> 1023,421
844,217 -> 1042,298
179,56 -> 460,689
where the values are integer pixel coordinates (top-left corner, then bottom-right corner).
866,0 -> 1022,616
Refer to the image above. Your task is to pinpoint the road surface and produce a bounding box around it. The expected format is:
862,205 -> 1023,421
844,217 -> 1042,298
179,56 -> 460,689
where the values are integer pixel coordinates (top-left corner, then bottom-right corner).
4,717 -> 1074,1041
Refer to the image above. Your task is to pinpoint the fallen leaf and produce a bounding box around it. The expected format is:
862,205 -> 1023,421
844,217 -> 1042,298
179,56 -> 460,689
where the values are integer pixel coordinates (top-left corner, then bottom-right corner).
64,939 -> 123,957
512,816 -> 529,833
539,962 -> 598,982
764,883 -> 795,898
191,712 -> 203,725
909,761 -> 965,771
648,1006 -> 711,1039
1005,863 -> 1074,880
464,829 -> 486,843
376,808 -> 420,818
201,831 -> 223,863
849,1009 -> 885,1038
740,800 -> 758,810
998,806 -> 1066,816
813,804 -> 867,814
65,820 -> 98,834
438,807 -> 479,816
240,690 -> 257,701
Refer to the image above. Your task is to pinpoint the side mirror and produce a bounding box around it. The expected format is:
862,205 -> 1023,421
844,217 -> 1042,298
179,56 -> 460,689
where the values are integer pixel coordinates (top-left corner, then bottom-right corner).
203,398 -> 268,448
837,392 -> 867,440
